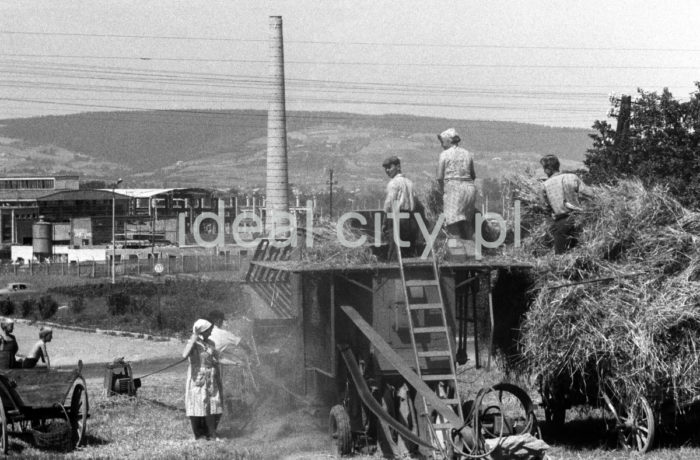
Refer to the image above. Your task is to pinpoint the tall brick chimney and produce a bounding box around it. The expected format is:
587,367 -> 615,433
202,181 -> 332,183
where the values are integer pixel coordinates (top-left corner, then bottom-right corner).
265,16 -> 289,234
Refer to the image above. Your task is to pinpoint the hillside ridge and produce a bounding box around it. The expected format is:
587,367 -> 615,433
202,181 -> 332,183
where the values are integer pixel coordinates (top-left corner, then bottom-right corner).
0,110 -> 593,189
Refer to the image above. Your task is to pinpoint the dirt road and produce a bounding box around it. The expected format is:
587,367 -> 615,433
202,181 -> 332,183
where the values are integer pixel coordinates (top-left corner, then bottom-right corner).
9,320 -> 183,370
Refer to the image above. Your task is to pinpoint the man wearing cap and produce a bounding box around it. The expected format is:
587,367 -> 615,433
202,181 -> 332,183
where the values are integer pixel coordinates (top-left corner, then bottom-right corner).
540,154 -> 594,254
382,156 -> 424,259
436,128 -> 477,240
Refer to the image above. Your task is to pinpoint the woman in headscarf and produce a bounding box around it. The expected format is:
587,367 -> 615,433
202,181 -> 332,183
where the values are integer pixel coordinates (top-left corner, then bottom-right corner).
0,320 -> 18,369
436,128 -> 477,240
182,319 -> 224,440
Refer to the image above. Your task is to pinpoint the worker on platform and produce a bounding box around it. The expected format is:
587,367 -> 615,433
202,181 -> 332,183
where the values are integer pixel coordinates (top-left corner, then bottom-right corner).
436,128 -> 477,241
382,156 -> 425,259
539,154 -> 594,254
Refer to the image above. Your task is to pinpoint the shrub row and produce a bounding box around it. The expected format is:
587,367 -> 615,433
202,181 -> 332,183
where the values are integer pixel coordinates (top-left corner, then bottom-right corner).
49,280 -> 249,336
0,295 -> 59,320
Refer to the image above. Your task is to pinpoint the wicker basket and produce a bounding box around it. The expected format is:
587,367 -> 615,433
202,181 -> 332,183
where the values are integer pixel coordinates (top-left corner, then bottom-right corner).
31,404 -> 72,452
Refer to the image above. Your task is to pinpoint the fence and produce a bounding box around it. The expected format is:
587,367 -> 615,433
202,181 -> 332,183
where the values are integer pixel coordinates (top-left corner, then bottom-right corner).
0,253 -> 250,281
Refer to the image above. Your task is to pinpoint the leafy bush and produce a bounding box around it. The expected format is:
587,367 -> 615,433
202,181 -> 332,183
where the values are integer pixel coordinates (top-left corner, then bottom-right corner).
131,297 -> 152,316
21,298 -> 37,318
107,292 -> 131,316
71,295 -> 85,314
0,299 -> 14,316
38,295 -> 59,320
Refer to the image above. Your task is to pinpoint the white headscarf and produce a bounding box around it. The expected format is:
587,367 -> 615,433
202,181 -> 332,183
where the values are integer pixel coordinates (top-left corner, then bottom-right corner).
192,319 -> 213,335
438,128 -> 459,143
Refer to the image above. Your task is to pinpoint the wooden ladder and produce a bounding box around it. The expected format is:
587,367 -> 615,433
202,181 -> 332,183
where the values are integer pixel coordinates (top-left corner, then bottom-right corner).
397,247 -> 463,453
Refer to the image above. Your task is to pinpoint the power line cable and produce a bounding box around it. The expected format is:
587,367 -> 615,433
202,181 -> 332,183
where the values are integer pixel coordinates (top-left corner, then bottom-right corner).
2,30 -> 700,53
2,57 -> 693,91
1,53 -> 700,69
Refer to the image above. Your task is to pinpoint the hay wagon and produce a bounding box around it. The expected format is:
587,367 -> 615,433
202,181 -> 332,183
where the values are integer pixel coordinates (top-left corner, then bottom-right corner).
538,371 -> 656,453
0,360 -> 89,453
247,239 -> 542,457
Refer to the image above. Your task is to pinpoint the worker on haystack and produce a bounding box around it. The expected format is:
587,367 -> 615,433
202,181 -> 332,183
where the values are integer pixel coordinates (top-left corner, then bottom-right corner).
18,327 -> 52,369
183,319 -> 223,441
382,155 -> 425,259
436,128 -> 477,243
539,154 -> 594,254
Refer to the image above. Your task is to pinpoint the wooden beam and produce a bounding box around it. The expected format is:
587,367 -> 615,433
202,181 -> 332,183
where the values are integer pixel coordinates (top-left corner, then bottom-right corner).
337,274 -> 373,293
340,305 -> 462,427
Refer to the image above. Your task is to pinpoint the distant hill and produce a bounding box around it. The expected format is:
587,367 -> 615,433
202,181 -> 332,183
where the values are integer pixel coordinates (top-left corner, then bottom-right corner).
0,110 -> 593,191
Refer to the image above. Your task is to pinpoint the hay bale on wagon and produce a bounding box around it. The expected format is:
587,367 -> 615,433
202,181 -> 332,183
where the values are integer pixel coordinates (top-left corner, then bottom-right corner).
509,175 -> 700,410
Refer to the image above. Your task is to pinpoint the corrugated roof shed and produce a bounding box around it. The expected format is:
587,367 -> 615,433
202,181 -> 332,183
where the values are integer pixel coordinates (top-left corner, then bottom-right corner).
37,190 -> 130,201
97,188 -> 180,198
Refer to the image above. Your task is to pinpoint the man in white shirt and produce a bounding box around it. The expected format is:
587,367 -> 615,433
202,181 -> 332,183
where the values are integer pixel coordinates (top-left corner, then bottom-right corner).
382,156 -> 425,259
205,310 -> 252,434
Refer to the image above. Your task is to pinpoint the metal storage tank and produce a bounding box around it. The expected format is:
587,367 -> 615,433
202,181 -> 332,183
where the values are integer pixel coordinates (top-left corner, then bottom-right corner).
32,219 -> 52,259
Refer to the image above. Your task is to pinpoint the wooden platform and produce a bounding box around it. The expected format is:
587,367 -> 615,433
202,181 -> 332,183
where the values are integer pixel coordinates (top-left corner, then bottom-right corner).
250,254 -> 531,273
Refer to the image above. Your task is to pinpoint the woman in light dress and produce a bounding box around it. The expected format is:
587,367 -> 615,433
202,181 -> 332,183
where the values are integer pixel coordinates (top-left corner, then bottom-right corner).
182,319 -> 223,440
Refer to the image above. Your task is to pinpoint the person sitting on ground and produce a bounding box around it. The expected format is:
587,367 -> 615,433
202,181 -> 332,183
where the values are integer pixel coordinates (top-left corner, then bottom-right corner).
17,327 -> 52,369
0,320 -> 18,369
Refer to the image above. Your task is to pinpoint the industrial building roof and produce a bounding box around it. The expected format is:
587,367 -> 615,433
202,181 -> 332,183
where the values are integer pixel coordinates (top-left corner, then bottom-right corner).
36,190 -> 130,201
97,188 -> 180,198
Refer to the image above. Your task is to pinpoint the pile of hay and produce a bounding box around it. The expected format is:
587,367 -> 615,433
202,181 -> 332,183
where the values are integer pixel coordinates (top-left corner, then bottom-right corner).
510,175 -> 700,408
299,221 -> 379,266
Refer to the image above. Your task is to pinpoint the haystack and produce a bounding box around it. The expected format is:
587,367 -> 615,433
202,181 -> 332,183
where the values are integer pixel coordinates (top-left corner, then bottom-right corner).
510,175 -> 700,408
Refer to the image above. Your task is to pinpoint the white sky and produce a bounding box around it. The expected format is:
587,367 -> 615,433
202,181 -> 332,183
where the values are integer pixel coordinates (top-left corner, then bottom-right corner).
0,0 -> 698,127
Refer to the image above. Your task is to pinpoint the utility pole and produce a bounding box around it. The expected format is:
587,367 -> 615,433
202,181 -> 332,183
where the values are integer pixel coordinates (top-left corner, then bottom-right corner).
327,168 -> 338,219
111,178 -> 122,284
614,95 -> 632,148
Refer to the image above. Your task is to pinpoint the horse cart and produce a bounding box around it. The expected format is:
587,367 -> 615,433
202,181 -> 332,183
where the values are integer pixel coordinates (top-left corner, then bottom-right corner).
0,360 -> 89,454
247,238 -> 543,458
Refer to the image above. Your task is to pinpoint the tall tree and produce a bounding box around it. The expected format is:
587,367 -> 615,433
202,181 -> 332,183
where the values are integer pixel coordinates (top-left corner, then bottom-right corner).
585,84 -> 700,209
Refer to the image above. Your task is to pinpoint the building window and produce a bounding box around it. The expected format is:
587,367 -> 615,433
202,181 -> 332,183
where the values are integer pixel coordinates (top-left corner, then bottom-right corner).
0,178 -> 55,190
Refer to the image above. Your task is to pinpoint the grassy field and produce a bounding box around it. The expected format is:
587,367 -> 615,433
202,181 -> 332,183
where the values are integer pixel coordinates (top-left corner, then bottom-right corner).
3,275 -> 700,459
5,340 -> 700,459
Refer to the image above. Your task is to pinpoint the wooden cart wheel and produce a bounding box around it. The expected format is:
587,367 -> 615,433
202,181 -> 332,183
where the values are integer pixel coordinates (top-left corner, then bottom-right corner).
329,404 -> 352,455
68,378 -> 89,448
603,393 -> 655,453
0,396 -> 7,455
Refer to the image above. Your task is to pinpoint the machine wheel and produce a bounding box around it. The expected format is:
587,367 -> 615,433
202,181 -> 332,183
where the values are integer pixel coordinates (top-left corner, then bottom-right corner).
68,378 -> 89,448
479,383 -> 540,438
329,404 -> 352,455
603,393 -> 655,453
